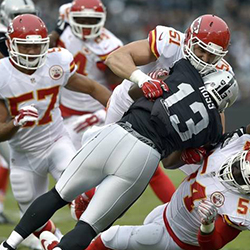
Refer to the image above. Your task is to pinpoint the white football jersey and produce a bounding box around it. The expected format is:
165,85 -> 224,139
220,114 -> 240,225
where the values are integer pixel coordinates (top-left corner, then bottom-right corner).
57,3 -> 123,112
166,135 -> 250,246
106,25 -> 234,124
0,48 -> 76,151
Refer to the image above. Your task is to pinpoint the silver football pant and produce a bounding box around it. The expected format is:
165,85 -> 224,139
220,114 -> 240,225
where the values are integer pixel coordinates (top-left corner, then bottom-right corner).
55,123 -> 161,233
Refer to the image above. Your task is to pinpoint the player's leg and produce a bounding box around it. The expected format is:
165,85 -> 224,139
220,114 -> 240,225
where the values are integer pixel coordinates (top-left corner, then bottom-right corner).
56,128 -> 161,250
0,155 -> 12,224
86,204 -> 180,250
149,164 -> 176,203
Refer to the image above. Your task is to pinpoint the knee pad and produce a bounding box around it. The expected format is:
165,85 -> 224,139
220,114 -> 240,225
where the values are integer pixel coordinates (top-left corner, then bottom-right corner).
102,224 -> 164,250
134,224 -> 164,246
10,170 -> 34,204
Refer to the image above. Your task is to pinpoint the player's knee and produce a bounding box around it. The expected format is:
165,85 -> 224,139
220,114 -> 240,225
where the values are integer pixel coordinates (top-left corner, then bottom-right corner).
134,224 -> 164,246
10,172 -> 34,204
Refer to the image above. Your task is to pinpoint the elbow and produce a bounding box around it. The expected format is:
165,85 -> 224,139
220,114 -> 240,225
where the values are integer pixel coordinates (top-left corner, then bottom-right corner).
105,50 -> 120,69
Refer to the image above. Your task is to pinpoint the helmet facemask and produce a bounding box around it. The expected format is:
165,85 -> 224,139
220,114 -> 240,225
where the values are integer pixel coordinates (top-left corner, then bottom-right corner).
218,151 -> 250,194
8,35 -> 49,70
184,36 -> 228,75
69,10 -> 106,40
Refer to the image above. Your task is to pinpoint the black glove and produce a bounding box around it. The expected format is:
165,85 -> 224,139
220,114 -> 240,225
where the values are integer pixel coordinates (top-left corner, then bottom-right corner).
220,126 -> 246,148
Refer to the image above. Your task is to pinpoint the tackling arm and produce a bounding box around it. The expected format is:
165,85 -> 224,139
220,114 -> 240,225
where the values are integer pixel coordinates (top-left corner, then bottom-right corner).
105,39 -> 156,80
65,73 -> 112,107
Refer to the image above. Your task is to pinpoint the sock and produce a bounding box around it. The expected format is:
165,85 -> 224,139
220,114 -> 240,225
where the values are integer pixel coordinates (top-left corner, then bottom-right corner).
149,165 -> 176,203
85,235 -> 111,250
6,231 -> 24,249
57,221 -> 96,250
14,187 -> 68,240
0,166 -> 9,194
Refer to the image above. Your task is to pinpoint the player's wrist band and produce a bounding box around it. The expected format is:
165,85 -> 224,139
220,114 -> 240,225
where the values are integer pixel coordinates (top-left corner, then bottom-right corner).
129,69 -> 151,88
200,223 -> 215,234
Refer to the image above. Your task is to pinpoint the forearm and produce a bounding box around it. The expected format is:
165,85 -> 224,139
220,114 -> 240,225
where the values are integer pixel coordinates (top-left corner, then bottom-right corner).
91,86 -> 111,107
105,50 -> 138,80
198,216 -> 240,250
0,120 -> 19,142
161,151 -> 183,169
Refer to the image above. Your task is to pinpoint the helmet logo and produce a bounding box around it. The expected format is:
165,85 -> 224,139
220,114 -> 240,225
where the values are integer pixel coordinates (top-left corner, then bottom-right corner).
7,22 -> 14,34
49,65 -> 64,80
191,17 -> 202,34
210,191 -> 225,207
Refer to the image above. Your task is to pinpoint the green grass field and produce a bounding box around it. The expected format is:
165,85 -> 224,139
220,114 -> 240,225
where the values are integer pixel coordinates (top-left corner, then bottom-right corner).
0,169 -> 249,250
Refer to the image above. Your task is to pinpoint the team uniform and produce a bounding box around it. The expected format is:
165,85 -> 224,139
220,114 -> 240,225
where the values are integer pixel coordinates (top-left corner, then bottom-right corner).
105,25 -> 233,124
96,134 -> 250,250
55,3 -> 123,149
0,47 -> 77,212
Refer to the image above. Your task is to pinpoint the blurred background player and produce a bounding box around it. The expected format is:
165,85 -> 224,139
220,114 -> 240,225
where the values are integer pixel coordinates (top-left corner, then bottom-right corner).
0,0 -> 37,58
49,0 -> 123,150
0,13 -> 110,250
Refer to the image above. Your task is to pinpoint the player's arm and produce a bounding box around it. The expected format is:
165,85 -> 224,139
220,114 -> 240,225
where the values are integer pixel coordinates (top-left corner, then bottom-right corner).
198,214 -> 241,250
65,72 -> 112,107
105,39 -> 156,80
0,100 -> 19,141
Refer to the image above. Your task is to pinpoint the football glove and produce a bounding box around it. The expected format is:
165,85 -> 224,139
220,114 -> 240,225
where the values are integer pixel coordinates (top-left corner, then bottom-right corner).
141,79 -> 169,101
181,147 -> 207,165
73,109 -> 106,133
198,199 -> 218,233
13,105 -> 39,127
148,68 -> 169,79
220,127 -> 246,148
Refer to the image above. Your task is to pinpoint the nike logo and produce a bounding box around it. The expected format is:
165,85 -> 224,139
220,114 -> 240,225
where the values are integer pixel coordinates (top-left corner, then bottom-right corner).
159,32 -> 164,41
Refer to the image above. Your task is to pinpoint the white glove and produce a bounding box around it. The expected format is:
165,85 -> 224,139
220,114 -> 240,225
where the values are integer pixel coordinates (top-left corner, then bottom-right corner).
198,199 -> 218,233
73,109 -> 106,133
13,105 -> 39,127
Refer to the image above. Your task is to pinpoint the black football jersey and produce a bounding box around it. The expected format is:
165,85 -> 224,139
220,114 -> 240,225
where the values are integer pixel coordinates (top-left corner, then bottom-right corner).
0,32 -> 8,57
121,59 -> 222,158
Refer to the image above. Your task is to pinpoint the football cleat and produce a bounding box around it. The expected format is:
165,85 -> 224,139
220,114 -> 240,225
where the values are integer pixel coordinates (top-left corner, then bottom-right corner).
39,231 -> 59,250
0,241 -> 15,250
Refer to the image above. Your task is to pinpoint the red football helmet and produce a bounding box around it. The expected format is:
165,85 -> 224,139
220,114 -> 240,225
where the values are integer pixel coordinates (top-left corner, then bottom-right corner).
68,0 -> 106,40
184,14 -> 230,75
6,14 -> 49,70
218,150 -> 250,194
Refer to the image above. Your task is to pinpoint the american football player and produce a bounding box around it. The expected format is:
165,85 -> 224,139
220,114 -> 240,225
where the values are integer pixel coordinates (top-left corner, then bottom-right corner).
0,63 -> 239,250
65,125 -> 250,250
47,0 -> 123,150
49,0 -> 176,206
0,13 -> 110,248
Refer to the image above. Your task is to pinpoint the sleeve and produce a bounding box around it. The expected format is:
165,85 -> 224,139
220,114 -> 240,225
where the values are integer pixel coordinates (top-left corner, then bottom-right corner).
51,48 -> 77,86
147,25 -> 182,59
198,215 -> 241,250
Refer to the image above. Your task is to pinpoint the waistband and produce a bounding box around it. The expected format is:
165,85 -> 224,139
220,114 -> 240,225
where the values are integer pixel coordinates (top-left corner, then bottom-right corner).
117,122 -> 158,152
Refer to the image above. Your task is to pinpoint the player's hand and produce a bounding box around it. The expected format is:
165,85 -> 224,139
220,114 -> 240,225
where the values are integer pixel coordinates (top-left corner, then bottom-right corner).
181,147 -> 207,164
148,68 -> 169,80
198,200 -> 218,225
73,109 -> 106,133
141,79 -> 169,101
73,114 -> 100,133
13,105 -> 39,127
220,127 -> 246,148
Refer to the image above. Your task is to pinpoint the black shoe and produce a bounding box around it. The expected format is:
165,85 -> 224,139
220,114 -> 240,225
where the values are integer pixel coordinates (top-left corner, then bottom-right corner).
0,213 -> 14,225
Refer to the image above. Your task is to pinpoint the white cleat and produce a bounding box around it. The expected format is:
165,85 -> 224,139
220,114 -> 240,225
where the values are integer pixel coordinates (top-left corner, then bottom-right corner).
39,231 -> 59,250
21,234 -> 43,250
0,241 -> 15,250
